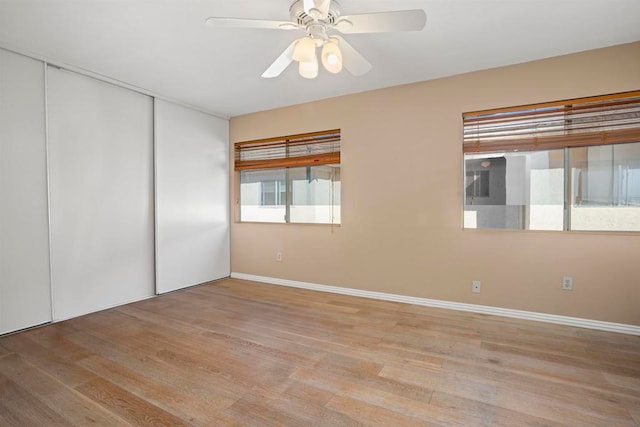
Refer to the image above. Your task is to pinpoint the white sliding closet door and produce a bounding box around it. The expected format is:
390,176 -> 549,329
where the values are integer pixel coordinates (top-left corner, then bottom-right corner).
0,50 -> 52,334
47,68 -> 154,320
155,100 -> 229,294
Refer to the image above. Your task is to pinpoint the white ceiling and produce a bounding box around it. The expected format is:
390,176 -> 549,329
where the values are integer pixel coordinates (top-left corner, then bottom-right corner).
0,0 -> 639,118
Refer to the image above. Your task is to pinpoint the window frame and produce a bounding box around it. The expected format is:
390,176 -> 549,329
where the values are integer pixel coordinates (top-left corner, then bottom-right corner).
234,129 -> 341,225
462,91 -> 640,233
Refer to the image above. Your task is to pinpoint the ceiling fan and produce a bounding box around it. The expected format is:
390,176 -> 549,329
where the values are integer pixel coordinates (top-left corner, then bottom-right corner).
205,0 -> 427,79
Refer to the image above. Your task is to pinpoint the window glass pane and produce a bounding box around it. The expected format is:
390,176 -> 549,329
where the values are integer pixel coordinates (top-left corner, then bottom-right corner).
240,168 -> 286,223
289,165 -> 340,224
570,142 -> 640,231
464,150 -> 564,230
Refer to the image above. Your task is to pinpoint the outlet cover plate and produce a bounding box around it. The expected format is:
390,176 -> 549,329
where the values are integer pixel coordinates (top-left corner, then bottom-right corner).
472,280 -> 481,293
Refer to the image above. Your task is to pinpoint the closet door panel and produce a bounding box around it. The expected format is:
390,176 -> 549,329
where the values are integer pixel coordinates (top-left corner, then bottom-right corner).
0,49 -> 52,334
155,100 -> 229,293
47,68 -> 154,320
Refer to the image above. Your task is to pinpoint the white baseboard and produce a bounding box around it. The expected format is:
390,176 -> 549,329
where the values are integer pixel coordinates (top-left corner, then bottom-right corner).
230,272 -> 640,336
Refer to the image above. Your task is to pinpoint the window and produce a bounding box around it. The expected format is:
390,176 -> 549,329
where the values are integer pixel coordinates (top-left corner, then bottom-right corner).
465,164 -> 492,200
463,91 -> 640,232
570,144 -> 640,231
260,179 -> 286,206
236,129 -> 340,224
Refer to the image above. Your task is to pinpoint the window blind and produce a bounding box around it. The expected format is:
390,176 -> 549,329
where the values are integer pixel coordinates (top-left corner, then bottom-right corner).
463,91 -> 640,154
235,129 -> 341,171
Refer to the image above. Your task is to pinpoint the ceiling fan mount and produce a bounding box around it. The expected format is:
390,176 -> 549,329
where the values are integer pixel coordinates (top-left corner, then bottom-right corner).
206,0 -> 426,79
288,0 -> 341,29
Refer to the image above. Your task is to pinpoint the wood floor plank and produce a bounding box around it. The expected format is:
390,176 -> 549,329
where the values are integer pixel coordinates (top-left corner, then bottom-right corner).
0,344 -> 11,359
116,303 -> 325,370
23,325 -> 95,362
481,340 -> 640,378
291,366 -> 448,424
0,353 -> 128,425
79,354 -> 238,423
71,308 -> 229,364
604,372 -> 640,394
379,324 -> 614,388
0,372 -> 73,426
224,394 -> 309,426
301,353 -> 434,404
1,277 -> 638,426
442,358 -> 639,422
224,381 -> 356,426
280,380 -> 335,407
76,377 -> 189,427
628,406 -> 640,425
59,324 -> 249,407
0,333 -> 97,387
325,394 -> 436,426
379,363 -> 635,425
428,391 -> 565,427
67,325 -> 251,419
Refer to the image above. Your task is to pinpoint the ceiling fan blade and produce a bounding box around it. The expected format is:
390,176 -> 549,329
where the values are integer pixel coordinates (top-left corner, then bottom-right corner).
206,17 -> 298,30
334,9 -> 426,34
303,0 -> 331,20
261,41 -> 297,78
332,36 -> 372,76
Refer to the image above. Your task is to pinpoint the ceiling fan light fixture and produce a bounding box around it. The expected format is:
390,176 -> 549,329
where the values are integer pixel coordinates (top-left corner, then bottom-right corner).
292,36 -> 316,62
321,38 -> 342,74
299,53 -> 319,79
207,0 -> 428,79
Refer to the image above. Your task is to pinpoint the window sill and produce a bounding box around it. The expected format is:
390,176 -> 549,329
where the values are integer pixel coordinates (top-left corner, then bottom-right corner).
234,220 -> 341,227
461,227 -> 639,236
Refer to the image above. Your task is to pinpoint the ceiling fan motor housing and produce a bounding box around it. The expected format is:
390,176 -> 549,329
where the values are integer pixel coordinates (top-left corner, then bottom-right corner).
290,0 -> 341,38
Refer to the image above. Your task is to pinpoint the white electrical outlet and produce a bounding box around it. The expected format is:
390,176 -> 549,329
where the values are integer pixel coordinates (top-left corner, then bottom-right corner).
276,252 -> 282,262
472,280 -> 481,293
562,276 -> 573,290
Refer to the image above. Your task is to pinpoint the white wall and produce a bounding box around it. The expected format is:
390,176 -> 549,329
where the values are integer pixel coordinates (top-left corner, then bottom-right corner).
0,48 -> 231,332
0,50 -> 52,334
155,99 -> 230,294
47,68 -> 155,320
230,42 -> 640,326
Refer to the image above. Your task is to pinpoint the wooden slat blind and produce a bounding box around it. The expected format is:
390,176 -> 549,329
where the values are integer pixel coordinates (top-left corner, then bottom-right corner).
235,129 -> 341,171
463,91 -> 640,154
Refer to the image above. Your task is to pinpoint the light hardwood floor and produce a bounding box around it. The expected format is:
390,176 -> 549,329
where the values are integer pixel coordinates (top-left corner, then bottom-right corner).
0,278 -> 639,426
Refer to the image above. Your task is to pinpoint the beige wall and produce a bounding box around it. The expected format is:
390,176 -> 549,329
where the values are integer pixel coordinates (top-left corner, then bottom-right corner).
229,42 -> 640,326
